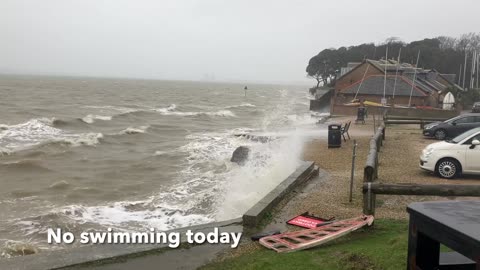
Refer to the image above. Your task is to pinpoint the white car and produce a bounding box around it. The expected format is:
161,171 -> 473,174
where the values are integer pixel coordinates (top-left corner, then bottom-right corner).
420,127 -> 480,179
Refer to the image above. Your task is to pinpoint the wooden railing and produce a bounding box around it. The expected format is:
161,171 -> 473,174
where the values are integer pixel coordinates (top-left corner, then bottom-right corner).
363,183 -> 480,197
383,115 -> 450,129
362,124 -> 385,216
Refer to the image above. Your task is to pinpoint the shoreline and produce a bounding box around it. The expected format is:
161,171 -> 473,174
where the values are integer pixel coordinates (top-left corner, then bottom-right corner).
0,161 -> 319,270
4,114 -> 480,269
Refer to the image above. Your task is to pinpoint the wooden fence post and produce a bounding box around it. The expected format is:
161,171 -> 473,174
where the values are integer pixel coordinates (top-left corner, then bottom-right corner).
363,165 -> 376,216
362,125 -> 385,216
363,183 -> 480,196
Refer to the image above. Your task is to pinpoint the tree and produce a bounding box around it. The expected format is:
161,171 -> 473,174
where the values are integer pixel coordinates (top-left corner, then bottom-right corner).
437,36 -> 457,50
384,37 -> 404,46
444,86 -> 480,106
306,49 -> 348,88
306,56 -> 330,88
306,33 -> 480,88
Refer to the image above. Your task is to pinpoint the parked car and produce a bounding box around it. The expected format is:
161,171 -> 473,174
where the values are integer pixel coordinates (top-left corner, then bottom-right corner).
420,127 -> 480,179
473,102 -> 480,113
423,113 -> 480,140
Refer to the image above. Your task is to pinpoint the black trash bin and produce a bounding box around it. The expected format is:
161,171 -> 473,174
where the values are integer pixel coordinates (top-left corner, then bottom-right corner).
328,124 -> 342,148
356,107 -> 366,124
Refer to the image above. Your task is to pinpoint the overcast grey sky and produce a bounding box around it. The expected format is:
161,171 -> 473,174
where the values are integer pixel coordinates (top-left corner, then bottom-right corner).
1,0 -> 479,84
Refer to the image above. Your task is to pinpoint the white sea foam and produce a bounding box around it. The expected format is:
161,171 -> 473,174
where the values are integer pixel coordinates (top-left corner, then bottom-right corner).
216,130 -> 304,220
177,124 -> 305,222
153,150 -> 167,156
0,118 -> 102,152
286,113 -> 320,126
56,133 -> 103,146
311,112 -> 330,118
47,200 -> 213,232
83,105 -> 141,115
119,126 -> 149,135
147,88 -> 309,222
1,240 -> 39,258
154,104 -> 177,114
155,104 -> 236,118
225,103 -> 256,109
204,110 -> 236,117
81,114 -> 112,124
0,146 -> 12,156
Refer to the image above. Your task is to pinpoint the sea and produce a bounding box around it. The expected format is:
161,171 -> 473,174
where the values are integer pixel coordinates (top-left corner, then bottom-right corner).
0,75 -> 329,257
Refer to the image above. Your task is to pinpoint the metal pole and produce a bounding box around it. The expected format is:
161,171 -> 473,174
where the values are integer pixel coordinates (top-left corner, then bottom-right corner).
471,51 -> 475,89
458,64 -> 462,86
463,51 -> 467,89
476,52 -> 480,89
349,139 -> 358,202
408,51 -> 420,107
392,48 -> 401,99
383,46 -> 388,101
373,113 -> 376,133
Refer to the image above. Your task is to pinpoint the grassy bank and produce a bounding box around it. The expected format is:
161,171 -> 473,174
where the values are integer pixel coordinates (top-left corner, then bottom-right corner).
201,219 -> 408,270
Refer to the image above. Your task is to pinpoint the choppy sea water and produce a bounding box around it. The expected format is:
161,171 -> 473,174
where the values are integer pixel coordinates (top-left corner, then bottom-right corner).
0,75 -> 329,257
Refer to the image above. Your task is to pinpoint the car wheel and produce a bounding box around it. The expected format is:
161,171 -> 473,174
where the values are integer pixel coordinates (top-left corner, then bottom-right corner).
434,129 -> 447,140
436,158 -> 461,179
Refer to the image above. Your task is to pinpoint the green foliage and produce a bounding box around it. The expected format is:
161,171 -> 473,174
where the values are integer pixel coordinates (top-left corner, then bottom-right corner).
446,87 -> 480,106
306,48 -> 345,87
462,88 -> 480,105
201,219 -> 409,270
306,33 -> 480,88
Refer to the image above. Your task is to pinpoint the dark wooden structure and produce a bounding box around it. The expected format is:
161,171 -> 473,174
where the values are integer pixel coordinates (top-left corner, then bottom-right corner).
407,201 -> 480,270
356,107 -> 366,124
363,183 -> 480,197
383,113 -> 454,129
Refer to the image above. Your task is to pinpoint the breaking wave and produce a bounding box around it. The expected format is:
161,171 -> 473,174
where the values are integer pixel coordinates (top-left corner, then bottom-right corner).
1,240 -> 39,259
118,126 -> 149,135
61,202 -> 213,231
0,83 -> 316,257
154,104 -> 177,114
225,103 -> 256,109
0,118 -> 102,153
52,133 -> 103,147
80,114 -> 112,124
83,105 -> 141,115
155,104 -> 236,118
9,199 -> 214,242
81,104 -> 237,119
